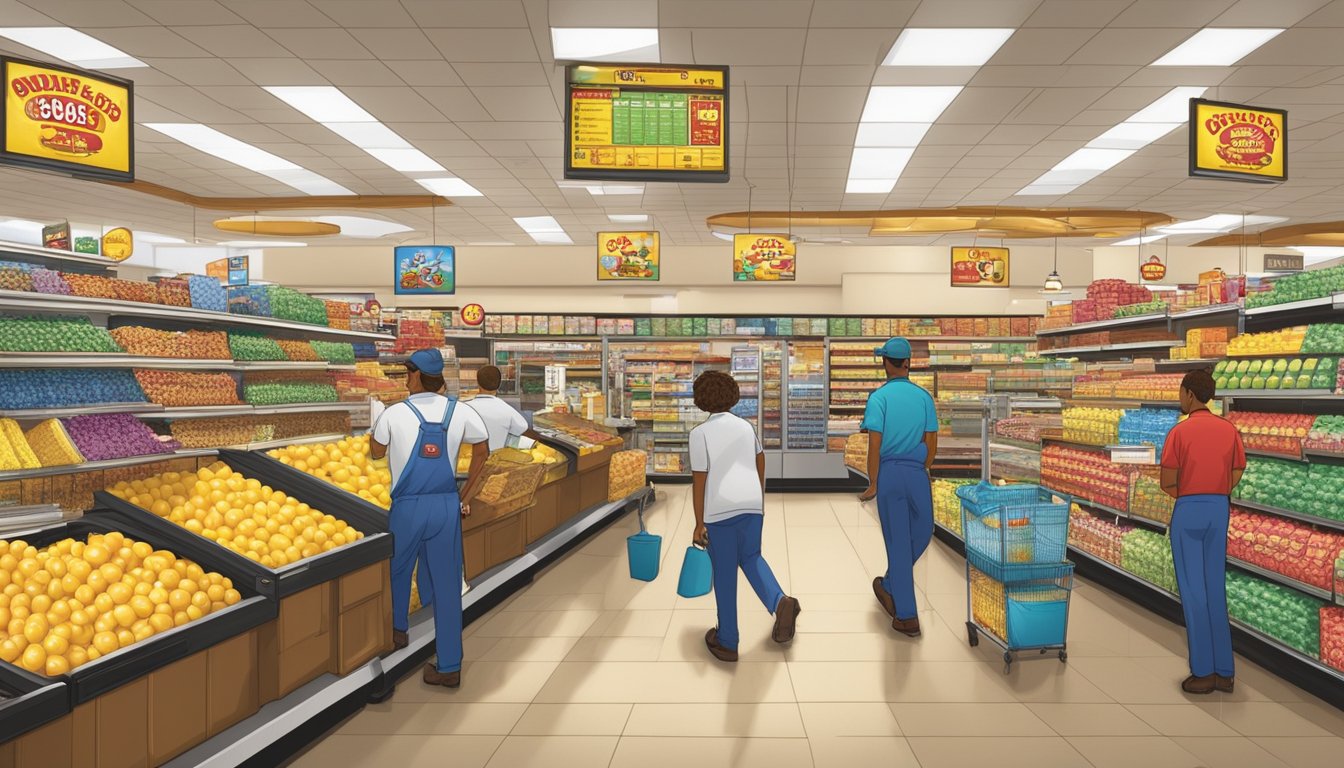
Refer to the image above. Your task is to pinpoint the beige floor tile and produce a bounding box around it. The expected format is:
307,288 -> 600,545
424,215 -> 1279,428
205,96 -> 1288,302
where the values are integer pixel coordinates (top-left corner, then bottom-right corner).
1067,657 -> 1197,704
588,609 -> 674,637
809,736 -> 922,768
478,635 -> 581,662
291,735 -> 503,768
907,736 -> 1092,768
565,636 -> 665,662
1283,700 -> 1344,737
510,703 -> 633,736
484,735 -> 619,768
1194,700 -> 1337,737
1249,737 -> 1344,768
787,527 -> 871,594
795,610 -> 895,634
1172,736 -> 1291,768
1002,661 -> 1115,703
780,499 -> 840,527
1027,703 -> 1157,736
891,703 -> 1053,736
473,608 -> 604,637
623,703 -> 805,737
533,661 -> 797,704
1126,704 -> 1240,737
389,660 -> 560,704
336,702 -> 526,736
798,702 -> 903,737
608,736 -> 814,768
1067,736 -> 1202,768
788,661 -> 1018,703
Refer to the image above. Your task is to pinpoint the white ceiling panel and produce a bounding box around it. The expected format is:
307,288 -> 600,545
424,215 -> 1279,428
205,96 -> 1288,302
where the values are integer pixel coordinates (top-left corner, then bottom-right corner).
174,25 -> 295,57
691,29 -> 808,65
427,29 -> 541,62
307,60 -> 405,86
127,0 -> 244,26
224,0 -> 338,27
907,0 -> 1040,27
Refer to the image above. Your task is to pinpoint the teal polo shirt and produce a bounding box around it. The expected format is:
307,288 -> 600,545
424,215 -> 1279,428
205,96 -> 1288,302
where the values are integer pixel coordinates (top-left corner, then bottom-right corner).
860,377 -> 939,457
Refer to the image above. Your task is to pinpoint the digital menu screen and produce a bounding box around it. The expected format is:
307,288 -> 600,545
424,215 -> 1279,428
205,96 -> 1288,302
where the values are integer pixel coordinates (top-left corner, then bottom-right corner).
1,57 -> 133,182
565,63 -> 728,183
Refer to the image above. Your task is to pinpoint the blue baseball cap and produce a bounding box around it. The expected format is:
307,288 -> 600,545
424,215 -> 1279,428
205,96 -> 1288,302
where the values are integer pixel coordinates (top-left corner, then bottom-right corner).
873,337 -> 912,360
408,348 -> 445,376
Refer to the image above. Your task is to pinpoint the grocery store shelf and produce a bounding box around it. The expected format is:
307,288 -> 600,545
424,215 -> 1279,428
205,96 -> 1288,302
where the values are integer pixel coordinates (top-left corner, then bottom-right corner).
0,289 -> 393,342
1154,358 -> 1221,370
0,238 -> 116,272
1169,302 -> 1241,322
1063,397 -> 1181,409
1069,544 -> 1179,600
1244,447 -> 1305,462
224,433 -> 350,452
1219,389 -> 1337,399
0,449 -> 219,481
0,402 -> 159,418
1042,436 -> 1110,452
1304,448 -> 1344,463
1227,557 -> 1333,601
1243,294 -> 1337,317
1035,311 -> 1169,336
1056,489 -> 1169,531
0,354 -> 341,371
989,437 -> 1042,452
1038,340 -> 1182,357
1232,497 -> 1344,533
151,402 -> 367,419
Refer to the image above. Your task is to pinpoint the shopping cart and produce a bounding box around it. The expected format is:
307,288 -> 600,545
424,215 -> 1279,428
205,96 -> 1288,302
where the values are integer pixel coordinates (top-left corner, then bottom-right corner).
956,483 -> 1074,672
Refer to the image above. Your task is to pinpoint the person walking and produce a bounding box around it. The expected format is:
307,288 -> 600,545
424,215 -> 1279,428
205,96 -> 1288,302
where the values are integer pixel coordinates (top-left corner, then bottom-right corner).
689,370 -> 801,662
1160,369 -> 1245,694
859,338 -> 938,637
371,348 -> 490,688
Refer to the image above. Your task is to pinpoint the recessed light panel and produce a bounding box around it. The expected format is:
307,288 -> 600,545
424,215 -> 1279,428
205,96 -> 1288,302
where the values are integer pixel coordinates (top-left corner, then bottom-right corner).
1152,28 -> 1284,67
551,28 -> 659,62
0,27 -> 145,68
882,28 -> 1014,67
142,123 -> 352,195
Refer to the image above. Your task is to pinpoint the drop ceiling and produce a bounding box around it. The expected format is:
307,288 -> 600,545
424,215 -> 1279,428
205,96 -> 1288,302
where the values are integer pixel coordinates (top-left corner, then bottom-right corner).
2,0 -> 1344,248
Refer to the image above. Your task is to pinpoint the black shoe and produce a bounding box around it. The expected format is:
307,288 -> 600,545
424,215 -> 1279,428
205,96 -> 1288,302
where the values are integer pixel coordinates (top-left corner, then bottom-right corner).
705,628 -> 739,662
772,597 -> 801,644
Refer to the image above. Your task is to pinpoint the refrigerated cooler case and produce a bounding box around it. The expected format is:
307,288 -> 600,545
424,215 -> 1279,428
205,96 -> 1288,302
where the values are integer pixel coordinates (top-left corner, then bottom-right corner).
493,339 -> 603,411
730,345 -> 763,435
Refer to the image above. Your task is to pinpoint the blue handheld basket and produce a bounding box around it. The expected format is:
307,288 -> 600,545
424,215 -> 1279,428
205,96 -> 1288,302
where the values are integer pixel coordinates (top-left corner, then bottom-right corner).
626,509 -> 662,582
676,543 -> 712,598
957,483 -> 1070,567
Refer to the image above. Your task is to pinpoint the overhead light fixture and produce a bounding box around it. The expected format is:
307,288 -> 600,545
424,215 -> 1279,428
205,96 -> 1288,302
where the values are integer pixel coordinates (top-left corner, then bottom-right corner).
1017,86 -> 1207,196
1039,237 -> 1072,296
514,216 -> 572,245
710,231 -> 735,241
860,86 -> 963,123
608,214 -> 649,223
416,177 -> 483,197
1112,234 -> 1167,246
1153,28 -> 1284,67
265,86 -> 444,174
0,27 -> 145,68
846,87 -> 961,194
218,240 -> 308,248
882,28 -> 1015,67
854,122 -> 933,148
551,28 -> 659,62
142,123 -> 353,195
1158,214 -> 1288,234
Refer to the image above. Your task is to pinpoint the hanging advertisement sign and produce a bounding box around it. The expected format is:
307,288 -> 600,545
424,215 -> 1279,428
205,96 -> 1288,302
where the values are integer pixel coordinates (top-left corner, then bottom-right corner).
950,246 -> 1009,287
1263,253 -> 1304,272
1140,254 -> 1166,282
733,234 -> 796,281
1189,98 -> 1286,183
101,227 -> 133,261
597,231 -> 659,280
460,303 -> 485,327
394,245 -> 455,295
1,57 -> 134,182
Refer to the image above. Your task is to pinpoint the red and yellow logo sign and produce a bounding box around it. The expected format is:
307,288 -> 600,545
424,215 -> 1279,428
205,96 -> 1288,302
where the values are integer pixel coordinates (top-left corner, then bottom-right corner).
1140,255 -> 1166,282
101,227 -> 133,262
950,246 -> 1010,288
1191,99 -> 1286,183
2,58 -> 132,180
460,303 -> 485,327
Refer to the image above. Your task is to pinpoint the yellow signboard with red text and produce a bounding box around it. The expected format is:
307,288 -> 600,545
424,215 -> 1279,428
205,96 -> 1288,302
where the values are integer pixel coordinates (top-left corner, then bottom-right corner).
950,246 -> 1010,288
597,231 -> 660,281
2,57 -> 133,181
1189,99 -> 1286,183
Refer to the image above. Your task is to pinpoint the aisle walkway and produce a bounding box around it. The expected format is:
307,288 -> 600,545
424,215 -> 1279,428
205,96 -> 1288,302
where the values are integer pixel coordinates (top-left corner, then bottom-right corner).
293,485 -> 1344,768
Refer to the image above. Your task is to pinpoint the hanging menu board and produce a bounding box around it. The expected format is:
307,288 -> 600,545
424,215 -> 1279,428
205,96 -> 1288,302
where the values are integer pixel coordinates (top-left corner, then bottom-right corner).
565,63 -> 728,183
1,57 -> 134,182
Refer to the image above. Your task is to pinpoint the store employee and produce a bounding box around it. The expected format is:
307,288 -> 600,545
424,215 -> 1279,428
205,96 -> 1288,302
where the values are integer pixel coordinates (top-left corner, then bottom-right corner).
469,365 -> 546,451
371,348 -> 490,689
859,337 -> 939,637
1160,369 -> 1245,695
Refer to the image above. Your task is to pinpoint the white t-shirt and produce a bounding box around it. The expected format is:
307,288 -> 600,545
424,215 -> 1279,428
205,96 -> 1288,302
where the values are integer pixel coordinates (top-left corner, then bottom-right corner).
689,412 -> 764,524
372,393 -> 488,491
466,394 -> 530,452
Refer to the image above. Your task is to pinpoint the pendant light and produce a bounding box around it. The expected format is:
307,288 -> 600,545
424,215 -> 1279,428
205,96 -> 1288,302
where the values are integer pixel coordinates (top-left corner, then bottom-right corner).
1039,236 -> 1068,295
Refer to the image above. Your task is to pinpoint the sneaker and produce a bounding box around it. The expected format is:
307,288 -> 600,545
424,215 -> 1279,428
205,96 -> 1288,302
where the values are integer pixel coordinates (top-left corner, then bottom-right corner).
873,577 -> 896,619
393,629 -> 408,650
1215,675 -> 1235,693
705,628 -> 739,662
423,663 -> 461,688
892,616 -> 921,637
772,597 -> 802,644
1182,674 -> 1216,694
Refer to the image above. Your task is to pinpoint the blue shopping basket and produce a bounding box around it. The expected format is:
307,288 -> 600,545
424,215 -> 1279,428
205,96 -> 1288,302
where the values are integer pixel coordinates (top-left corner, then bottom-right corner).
956,483 -> 1070,567
626,508 -> 662,582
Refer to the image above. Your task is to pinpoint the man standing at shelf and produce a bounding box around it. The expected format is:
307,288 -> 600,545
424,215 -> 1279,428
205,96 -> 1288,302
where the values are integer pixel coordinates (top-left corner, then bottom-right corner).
1160,369 -> 1245,695
371,348 -> 490,688
860,337 -> 938,637
468,365 -> 546,451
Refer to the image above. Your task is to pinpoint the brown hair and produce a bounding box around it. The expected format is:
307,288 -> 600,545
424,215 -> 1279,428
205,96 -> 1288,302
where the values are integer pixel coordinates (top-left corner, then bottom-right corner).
476,365 -> 502,391
1181,369 -> 1216,404
693,370 -> 740,413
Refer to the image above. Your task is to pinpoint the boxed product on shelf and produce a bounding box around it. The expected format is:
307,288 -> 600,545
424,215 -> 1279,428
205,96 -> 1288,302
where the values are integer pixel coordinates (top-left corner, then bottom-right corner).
0,260 -> 33,292
1322,606 -> 1344,673
323,300 -> 351,330
1303,323 -> 1344,354
0,369 -> 146,410
1228,507 -> 1344,592
111,327 -> 231,359
311,340 -> 356,365
1227,569 -> 1323,658
275,339 -> 320,361
1129,470 -> 1174,525
1227,326 -> 1307,357
135,370 -> 243,407
1120,528 -> 1178,593
110,278 -> 159,304
1229,411 -> 1313,456
1118,407 -> 1180,455
1305,415 -> 1344,454
169,416 -> 264,449
0,316 -> 123,353
1041,444 -> 1135,511
1062,407 -> 1121,446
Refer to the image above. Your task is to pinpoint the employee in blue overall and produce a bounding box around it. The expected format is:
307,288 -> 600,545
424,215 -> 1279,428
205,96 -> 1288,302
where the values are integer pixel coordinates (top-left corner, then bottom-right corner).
1160,369 -> 1245,695
859,337 -> 938,637
371,348 -> 490,687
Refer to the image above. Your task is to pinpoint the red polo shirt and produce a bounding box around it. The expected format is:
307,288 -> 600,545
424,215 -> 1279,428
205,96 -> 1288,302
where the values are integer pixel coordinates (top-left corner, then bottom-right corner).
1159,409 -> 1247,496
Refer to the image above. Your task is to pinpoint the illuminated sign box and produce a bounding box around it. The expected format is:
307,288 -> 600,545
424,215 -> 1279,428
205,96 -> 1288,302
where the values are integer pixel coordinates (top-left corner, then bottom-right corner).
733,234 -> 796,282
565,63 -> 728,183
1189,98 -> 1286,183
1,56 -> 133,182
951,246 -> 1010,288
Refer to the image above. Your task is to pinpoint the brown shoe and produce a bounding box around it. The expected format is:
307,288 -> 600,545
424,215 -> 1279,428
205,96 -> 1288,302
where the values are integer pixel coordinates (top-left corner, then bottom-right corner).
423,663 -> 461,688
705,628 -> 739,662
393,629 -> 408,650
1215,675 -> 1234,693
772,596 -> 801,644
873,577 -> 896,619
1182,674 -> 1216,694
892,616 -> 921,637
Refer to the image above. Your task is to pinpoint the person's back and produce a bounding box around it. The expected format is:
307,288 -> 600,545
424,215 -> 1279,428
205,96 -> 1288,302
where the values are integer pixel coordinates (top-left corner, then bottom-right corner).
690,411 -> 763,521
1162,410 -> 1242,496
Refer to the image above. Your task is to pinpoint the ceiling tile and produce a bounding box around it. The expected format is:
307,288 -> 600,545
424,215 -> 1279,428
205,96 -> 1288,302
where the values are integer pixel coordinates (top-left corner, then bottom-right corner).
471,86 -> 562,121
142,58 -> 251,85
907,0 -> 1041,26
794,86 -> 868,123
309,60 -> 405,86
1067,28 -> 1195,66
222,0 -> 337,27
1109,0 -> 1238,27
87,26 -> 213,57
384,61 -> 465,87
29,0 -> 154,25
229,58 -> 330,86
176,25 -> 294,57
691,29 -> 808,65
414,87 -> 494,122
402,0 -> 530,27
126,0 -> 244,25
267,28 -> 374,60
802,29 -> 895,66
308,0 -> 418,27
427,29 -> 541,62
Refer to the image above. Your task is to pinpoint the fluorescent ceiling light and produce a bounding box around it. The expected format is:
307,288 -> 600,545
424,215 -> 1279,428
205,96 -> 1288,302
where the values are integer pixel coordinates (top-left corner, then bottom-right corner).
515,215 -> 572,244
710,231 -> 735,241
1052,147 -> 1135,172
882,28 -> 1015,67
846,178 -> 898,194
1112,234 -> 1168,246
530,232 -> 575,245
264,86 -> 374,122
363,147 -> 443,172
609,214 -> 649,223
860,86 -> 963,123
854,122 -> 932,148
552,28 -> 659,62
265,86 -> 445,173
0,27 -> 145,68
558,181 -> 644,196
1089,122 -> 1182,151
1159,214 -> 1287,234
142,123 -> 353,195
1153,28 -> 1284,67
848,147 -> 914,180
218,240 -> 308,248
416,177 -> 483,197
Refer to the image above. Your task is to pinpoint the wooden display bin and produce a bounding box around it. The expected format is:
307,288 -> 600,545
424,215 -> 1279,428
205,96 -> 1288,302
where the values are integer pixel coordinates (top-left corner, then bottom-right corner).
464,509 -> 526,580
257,581 -> 334,703
335,561 -> 394,676
525,482 -> 561,545
578,462 -> 611,511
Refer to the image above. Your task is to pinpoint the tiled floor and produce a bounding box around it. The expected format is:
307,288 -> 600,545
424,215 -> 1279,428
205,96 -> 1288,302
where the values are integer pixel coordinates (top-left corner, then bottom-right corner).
292,485 -> 1344,768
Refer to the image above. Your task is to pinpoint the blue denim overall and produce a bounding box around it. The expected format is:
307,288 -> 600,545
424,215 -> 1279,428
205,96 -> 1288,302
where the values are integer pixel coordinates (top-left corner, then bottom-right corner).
877,443 -> 934,621
1170,494 -> 1234,679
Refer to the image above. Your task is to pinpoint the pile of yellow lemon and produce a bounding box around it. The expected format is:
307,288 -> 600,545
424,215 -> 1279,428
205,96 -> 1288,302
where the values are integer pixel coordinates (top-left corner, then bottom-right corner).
0,531 -> 241,676
269,436 -> 393,510
107,462 -> 365,569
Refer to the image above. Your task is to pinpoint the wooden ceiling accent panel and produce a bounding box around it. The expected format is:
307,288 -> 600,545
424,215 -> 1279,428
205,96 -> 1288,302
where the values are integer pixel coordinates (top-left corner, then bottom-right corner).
706,207 -> 1173,238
